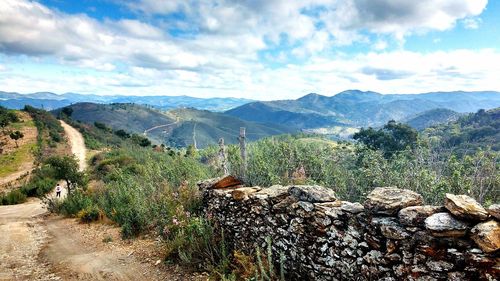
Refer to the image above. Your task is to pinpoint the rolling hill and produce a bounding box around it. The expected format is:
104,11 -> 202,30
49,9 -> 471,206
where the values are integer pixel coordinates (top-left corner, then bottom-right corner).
52,103 -> 175,144
52,103 -> 295,148
166,108 -> 295,148
226,90 -> 500,130
404,108 -> 462,130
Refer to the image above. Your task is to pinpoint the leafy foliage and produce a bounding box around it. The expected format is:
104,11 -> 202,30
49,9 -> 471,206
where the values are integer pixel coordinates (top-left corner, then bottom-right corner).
424,108 -> 500,153
353,120 -> 418,158
45,155 -> 85,194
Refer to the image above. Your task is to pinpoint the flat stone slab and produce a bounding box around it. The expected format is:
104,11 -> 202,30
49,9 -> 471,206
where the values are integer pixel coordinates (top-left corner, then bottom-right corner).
470,220 -> 500,253
444,194 -> 489,221
288,185 -> 336,203
398,206 -> 444,226
365,187 -> 423,215
425,212 -> 468,237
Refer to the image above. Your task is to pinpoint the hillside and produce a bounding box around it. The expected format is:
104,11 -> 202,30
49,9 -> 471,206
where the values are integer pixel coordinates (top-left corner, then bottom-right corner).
165,108 -> 296,148
52,103 -> 175,144
0,91 -> 253,112
226,90 -> 500,130
404,108 -> 462,130
53,103 -> 295,148
424,107 -> 500,152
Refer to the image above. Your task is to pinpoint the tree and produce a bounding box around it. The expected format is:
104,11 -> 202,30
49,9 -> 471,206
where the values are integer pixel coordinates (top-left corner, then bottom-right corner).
114,129 -> 130,139
0,107 -> 18,133
9,130 -> 24,148
131,134 -> 151,147
62,107 -> 73,117
353,120 -> 418,158
45,156 -> 85,195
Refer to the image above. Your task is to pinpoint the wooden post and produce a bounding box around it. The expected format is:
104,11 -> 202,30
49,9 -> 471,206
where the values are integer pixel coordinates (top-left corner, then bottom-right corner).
218,138 -> 229,175
239,127 -> 247,181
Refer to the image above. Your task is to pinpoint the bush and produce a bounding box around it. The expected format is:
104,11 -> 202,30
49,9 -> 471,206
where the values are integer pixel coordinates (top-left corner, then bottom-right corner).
59,190 -> 94,216
77,205 -> 101,223
0,189 -> 27,205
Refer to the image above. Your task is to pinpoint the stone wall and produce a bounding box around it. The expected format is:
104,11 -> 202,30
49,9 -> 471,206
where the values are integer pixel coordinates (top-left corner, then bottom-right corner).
199,177 -> 499,281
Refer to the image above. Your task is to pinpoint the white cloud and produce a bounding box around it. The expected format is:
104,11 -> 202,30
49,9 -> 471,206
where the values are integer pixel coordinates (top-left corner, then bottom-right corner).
462,17 -> 482,29
0,0 -> 495,100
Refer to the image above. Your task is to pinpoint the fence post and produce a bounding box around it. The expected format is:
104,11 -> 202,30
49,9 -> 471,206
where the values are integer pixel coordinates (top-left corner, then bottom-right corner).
218,138 -> 229,176
239,127 -> 247,181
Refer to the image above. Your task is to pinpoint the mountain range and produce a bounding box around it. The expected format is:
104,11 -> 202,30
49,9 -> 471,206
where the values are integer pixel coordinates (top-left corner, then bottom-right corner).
226,90 -> 500,129
0,91 -> 253,112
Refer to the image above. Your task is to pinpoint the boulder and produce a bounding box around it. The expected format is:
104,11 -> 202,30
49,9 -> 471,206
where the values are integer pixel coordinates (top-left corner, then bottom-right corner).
486,204 -> 500,220
398,206 -> 444,226
365,187 -> 423,215
444,194 -> 488,221
425,212 -> 469,237
288,185 -> 336,203
470,220 -> 500,253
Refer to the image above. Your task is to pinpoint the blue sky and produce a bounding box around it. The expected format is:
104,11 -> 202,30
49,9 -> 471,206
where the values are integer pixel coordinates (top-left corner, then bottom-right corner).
0,0 -> 499,100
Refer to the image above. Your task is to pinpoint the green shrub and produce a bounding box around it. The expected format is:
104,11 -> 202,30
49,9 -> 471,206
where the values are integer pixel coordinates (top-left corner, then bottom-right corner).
59,190 -> 94,216
0,189 -> 27,205
77,205 -> 101,223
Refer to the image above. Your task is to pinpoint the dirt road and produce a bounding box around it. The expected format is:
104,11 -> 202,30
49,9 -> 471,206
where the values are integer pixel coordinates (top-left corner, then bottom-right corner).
60,121 -> 86,171
0,122 -> 197,280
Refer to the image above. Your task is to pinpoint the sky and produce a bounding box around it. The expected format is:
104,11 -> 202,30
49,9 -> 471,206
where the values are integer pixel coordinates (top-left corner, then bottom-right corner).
0,0 -> 499,100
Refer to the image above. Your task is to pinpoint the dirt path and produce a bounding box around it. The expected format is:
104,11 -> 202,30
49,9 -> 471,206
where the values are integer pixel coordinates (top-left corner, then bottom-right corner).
60,120 -> 86,171
1,122 -> 200,281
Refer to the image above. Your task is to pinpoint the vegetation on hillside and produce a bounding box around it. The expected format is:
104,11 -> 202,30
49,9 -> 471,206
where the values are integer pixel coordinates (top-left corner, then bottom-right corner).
404,108 -> 461,130
424,108 -> 500,153
1,106 -> 74,205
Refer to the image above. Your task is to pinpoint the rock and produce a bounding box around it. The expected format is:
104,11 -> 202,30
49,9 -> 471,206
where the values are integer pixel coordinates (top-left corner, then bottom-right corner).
340,201 -> 364,214
288,185 -> 336,203
486,204 -> 500,220
365,187 -> 423,215
231,187 -> 261,201
424,213 -> 468,237
444,194 -> 488,221
470,220 -> 500,253
398,206 -> 443,226
251,185 -> 288,200
426,260 -> 454,272
198,175 -> 244,190
297,201 -> 315,212
154,259 -> 161,266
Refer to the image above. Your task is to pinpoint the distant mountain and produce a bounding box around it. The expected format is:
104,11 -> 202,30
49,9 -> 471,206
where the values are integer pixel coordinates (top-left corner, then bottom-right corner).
404,108 -> 462,131
423,108 -> 500,153
0,91 -> 253,112
226,90 -> 500,130
53,103 -> 294,147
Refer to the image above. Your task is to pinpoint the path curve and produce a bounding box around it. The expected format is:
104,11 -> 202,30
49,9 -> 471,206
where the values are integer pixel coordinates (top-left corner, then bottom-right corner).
60,120 -> 87,171
143,118 -> 179,136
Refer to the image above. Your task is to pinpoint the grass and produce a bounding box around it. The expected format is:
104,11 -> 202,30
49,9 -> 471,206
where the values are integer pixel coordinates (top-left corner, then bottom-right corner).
0,141 -> 36,177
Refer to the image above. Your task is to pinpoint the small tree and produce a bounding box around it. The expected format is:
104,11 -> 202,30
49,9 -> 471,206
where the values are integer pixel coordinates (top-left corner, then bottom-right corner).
9,130 -> 24,148
45,156 -> 85,195
62,107 -> 73,117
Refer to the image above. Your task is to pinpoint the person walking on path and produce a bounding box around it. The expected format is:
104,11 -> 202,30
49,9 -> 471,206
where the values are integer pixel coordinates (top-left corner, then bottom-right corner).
56,184 -> 62,198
